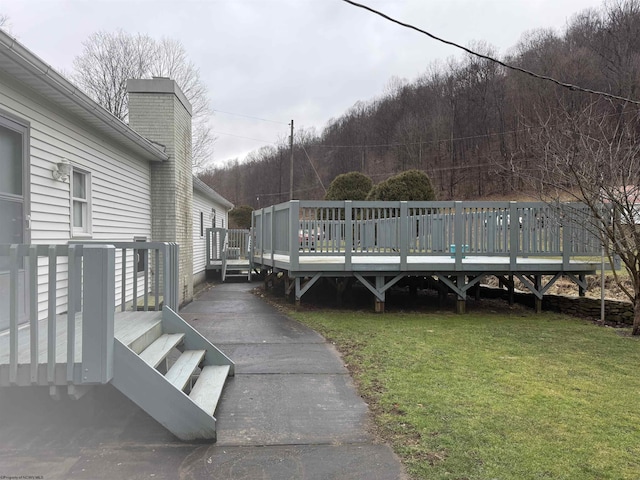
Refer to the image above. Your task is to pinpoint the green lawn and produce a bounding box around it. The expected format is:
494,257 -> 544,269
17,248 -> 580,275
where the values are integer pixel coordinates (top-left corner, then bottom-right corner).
289,308 -> 640,479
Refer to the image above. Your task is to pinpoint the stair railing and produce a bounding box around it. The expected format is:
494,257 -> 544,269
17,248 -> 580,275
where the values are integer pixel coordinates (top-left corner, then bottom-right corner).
0,244 -> 115,386
70,241 -> 179,312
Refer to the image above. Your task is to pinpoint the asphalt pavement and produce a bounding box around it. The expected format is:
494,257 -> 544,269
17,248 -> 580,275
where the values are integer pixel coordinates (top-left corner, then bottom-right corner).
0,280 -> 406,479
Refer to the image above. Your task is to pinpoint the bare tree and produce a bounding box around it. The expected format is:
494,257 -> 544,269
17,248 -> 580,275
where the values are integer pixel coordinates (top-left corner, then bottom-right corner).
72,30 -> 214,169
520,101 -> 640,335
0,14 -> 10,31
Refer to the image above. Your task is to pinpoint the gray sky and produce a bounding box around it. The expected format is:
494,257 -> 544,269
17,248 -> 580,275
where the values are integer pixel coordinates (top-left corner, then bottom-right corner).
1,0 -> 604,167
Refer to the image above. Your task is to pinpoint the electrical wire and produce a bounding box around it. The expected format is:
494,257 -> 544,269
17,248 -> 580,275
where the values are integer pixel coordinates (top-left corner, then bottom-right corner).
213,109 -> 289,125
212,130 -> 277,144
307,107 -> 640,150
342,0 -> 640,105
300,144 -> 327,194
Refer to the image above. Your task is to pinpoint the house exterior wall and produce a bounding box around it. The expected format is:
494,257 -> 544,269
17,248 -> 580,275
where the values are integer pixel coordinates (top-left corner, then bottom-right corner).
192,189 -> 229,284
127,79 -> 194,306
0,70 -> 153,318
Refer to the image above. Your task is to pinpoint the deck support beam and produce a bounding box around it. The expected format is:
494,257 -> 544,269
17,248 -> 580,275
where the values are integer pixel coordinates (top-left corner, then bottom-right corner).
435,274 -> 465,299
434,274 -> 487,314
514,272 -> 565,313
353,273 -> 407,313
294,273 -> 323,306
566,273 -> 588,294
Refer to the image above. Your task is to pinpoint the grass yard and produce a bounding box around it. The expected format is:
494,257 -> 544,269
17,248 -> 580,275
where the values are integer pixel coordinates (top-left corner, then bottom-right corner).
289,308 -> 640,479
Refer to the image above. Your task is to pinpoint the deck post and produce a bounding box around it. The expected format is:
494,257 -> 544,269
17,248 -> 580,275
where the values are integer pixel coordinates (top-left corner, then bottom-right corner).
400,202 -> 408,271
336,278 -> 349,307
269,205 -> 275,264
454,202 -> 463,270
260,205 -> 274,265
295,277 -> 301,308
562,207 -> 571,270
438,279 -> 448,307
206,228 -> 211,269
509,201 -> 518,270
578,274 -> 585,297
284,275 -> 291,299
534,275 -> 542,313
81,245 -> 115,384
345,201 -> 353,271
290,201 -> 300,271
456,274 -> 466,314
508,274 -> 515,305
374,276 -> 385,313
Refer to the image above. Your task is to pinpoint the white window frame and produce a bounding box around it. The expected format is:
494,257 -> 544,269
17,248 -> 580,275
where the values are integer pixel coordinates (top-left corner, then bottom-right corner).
70,167 -> 92,237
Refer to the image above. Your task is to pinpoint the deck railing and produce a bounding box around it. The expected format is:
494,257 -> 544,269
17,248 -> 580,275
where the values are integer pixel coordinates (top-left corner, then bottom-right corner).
252,201 -> 602,270
0,244 -> 114,385
206,228 -> 252,266
70,241 -> 180,312
0,241 -> 179,386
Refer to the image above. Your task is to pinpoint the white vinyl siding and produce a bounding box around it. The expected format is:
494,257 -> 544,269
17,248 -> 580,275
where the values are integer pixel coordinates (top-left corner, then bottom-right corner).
193,189 -> 228,277
0,71 -> 153,318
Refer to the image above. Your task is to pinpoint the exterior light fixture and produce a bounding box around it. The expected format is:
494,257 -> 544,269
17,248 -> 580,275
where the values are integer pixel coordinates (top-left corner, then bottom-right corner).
52,158 -> 71,182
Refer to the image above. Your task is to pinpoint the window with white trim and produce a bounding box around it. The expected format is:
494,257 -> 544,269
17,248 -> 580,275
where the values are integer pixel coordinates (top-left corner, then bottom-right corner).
71,168 -> 91,236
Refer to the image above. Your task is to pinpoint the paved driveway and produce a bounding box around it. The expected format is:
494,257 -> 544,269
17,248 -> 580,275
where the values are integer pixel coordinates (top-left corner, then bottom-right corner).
0,281 -> 406,479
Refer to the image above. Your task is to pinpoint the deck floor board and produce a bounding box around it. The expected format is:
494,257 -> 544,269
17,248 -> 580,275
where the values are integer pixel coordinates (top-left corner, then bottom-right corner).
260,253 -> 598,275
0,310 -> 163,368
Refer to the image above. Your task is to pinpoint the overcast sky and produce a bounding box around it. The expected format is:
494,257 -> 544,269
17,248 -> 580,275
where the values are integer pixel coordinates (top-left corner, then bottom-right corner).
1,0 -> 605,167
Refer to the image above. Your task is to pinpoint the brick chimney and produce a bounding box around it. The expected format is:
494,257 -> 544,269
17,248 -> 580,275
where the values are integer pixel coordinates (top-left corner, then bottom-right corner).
126,78 -> 194,305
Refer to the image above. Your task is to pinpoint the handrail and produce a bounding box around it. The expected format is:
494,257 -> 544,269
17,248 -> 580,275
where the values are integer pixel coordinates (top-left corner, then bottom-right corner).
69,240 -> 179,312
1,243 -> 115,385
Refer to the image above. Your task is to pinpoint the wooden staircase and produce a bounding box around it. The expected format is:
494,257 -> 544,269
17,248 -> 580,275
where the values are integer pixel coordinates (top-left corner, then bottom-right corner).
222,259 -> 252,282
112,307 -> 233,441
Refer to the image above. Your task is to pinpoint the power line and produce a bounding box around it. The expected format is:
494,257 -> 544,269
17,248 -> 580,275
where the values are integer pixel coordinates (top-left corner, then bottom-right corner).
212,130 -> 277,144
300,144 -> 327,194
213,109 -> 289,125
342,0 -> 640,106
307,107 -> 640,150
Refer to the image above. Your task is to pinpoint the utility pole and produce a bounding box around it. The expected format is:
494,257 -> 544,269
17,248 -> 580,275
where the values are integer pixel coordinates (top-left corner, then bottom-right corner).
289,119 -> 294,200
278,150 -> 283,203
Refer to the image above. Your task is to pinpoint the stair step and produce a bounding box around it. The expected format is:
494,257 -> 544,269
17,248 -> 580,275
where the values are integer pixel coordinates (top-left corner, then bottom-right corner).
139,333 -> 185,368
165,349 -> 206,391
114,311 -> 163,354
189,365 -> 231,415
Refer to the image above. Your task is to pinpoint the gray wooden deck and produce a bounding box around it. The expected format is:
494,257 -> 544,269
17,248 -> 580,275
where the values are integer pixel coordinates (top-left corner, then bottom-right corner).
250,200 -> 602,310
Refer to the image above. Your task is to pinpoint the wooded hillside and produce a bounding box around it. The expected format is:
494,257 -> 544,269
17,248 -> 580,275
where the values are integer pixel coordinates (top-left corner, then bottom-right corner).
200,0 -> 640,208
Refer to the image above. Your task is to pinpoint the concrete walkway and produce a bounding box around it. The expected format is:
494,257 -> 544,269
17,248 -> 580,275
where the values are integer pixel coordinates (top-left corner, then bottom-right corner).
0,281 -> 406,479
